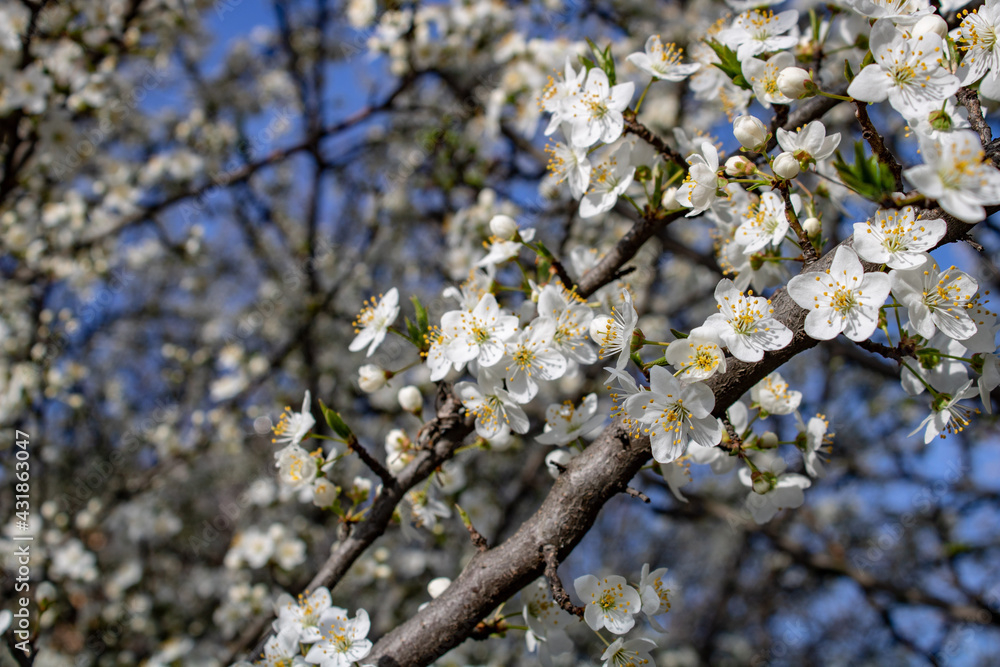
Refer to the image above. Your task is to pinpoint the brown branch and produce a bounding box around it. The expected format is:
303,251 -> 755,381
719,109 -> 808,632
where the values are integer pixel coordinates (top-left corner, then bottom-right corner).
777,179 -> 819,264
852,100 -> 904,193
957,86 -> 992,145
622,112 -> 687,169
347,436 -> 396,490
542,544 -> 585,619
230,383 -> 475,663
624,486 -> 651,503
853,338 -> 904,363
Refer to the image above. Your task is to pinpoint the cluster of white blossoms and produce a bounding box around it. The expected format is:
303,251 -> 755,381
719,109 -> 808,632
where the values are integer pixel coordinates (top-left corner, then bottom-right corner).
230,587 -> 372,667
257,0 -> 1000,660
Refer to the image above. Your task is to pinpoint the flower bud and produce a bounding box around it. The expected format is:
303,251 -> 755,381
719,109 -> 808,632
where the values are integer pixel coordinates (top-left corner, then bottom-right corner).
397,385 -> 422,413
760,431 -> 779,448
772,151 -> 800,179
776,67 -> 813,99
725,155 -> 757,177
751,470 -> 776,494
358,364 -> 387,393
545,449 -> 577,478
589,315 -> 615,345
802,216 -> 821,236
489,214 -> 519,240
733,115 -> 768,152
661,186 -> 679,209
312,478 -> 339,507
427,577 -> 452,599
350,476 -> 372,501
913,14 -> 948,39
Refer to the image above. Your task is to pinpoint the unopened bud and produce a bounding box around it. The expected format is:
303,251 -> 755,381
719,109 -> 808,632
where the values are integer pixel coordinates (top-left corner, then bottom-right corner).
661,186 -> 679,210
776,67 -> 814,99
358,364 -> 387,393
397,385 -> 423,413
928,109 -> 954,132
751,470 -> 776,494
760,431 -> 779,448
802,216 -> 821,236
772,151 -> 800,179
733,115 -> 768,152
489,214 -> 519,240
427,577 -> 452,599
913,14 -> 948,39
725,155 -> 757,177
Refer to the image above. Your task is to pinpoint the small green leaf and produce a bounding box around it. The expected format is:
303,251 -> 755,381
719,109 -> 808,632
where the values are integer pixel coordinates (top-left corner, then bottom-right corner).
706,39 -> 751,90
670,329 -> 688,339
844,59 -> 855,83
411,295 -> 428,336
319,400 -> 354,440
832,141 -> 895,203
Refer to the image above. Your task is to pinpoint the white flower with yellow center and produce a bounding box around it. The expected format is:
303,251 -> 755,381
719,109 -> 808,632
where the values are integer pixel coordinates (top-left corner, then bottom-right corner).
275,445 -> 319,490
579,140 -> 636,218
734,191 -> 788,254
638,563 -> 672,616
537,283 -> 596,364
349,287 -> 400,357
903,130 -> 1000,223
741,51 -> 796,108
890,260 -> 979,340
626,35 -> 701,81
751,371 -> 802,415
258,627 -> 305,666
702,278 -> 793,362
545,137 -> 592,198
664,335 -> 727,380
273,587 -> 333,643
565,68 -> 635,148
441,293 -> 519,368
852,206 -> 946,269
503,317 -> 567,403
623,366 -> 722,463
675,141 -> 721,217
589,289 -> 638,370
574,574 -> 642,634
910,379 -> 980,443
304,607 -> 372,667
718,9 -> 800,62
601,637 -> 658,667
847,20 -> 959,118
956,0 -> 1000,99
454,379 -> 529,439
536,393 -> 605,445
786,246 -> 891,342
271,391 -> 315,448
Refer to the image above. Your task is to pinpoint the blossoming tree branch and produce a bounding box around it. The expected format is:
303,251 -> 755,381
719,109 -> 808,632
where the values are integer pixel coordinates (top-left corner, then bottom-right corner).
4,0 -> 1000,665
232,2 -> 1000,665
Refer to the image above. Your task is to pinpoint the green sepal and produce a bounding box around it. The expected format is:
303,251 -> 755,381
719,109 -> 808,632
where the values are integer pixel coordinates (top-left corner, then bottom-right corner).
319,399 -> 354,441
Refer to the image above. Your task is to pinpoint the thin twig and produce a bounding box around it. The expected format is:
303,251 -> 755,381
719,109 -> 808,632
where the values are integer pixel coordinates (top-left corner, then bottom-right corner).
777,180 -> 819,264
956,86 -> 992,145
624,486 -> 651,503
347,436 -> 397,489
853,338 -> 904,363
852,100 -> 904,192
622,112 -> 687,168
542,544 -> 585,618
